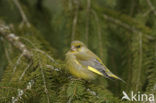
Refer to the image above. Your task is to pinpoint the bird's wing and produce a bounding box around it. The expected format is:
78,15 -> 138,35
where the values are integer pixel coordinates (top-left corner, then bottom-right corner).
78,57 -> 123,81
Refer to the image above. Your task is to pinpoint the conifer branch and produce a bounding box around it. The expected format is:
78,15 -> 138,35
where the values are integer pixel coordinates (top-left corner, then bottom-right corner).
13,53 -> 24,73
34,49 -> 55,62
19,62 -> 32,81
92,10 -> 103,58
136,33 -> 143,91
4,45 -> 12,64
87,88 -> 99,98
146,0 -> 156,16
68,0 -> 72,10
103,13 -> 154,40
103,14 -> 138,33
19,37 -> 55,63
71,0 -> 79,41
0,25 -> 32,59
12,0 -> 31,27
1,37 -> 13,64
11,80 -> 34,103
85,0 -> 91,46
40,65 -> 50,103
46,65 -> 60,71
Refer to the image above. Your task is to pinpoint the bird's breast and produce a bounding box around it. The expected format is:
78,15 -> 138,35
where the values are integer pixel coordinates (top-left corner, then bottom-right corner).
65,54 -> 96,79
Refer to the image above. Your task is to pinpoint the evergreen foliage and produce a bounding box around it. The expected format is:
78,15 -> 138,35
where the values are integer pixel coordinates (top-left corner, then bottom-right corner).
0,0 -> 156,102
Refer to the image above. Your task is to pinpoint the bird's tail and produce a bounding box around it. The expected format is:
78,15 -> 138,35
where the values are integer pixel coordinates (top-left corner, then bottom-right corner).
106,72 -> 126,83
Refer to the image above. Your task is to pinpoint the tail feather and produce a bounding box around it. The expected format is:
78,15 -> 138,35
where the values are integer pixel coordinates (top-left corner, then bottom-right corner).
107,72 -> 126,83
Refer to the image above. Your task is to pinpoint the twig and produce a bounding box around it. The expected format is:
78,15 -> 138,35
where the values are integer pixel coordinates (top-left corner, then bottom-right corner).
67,82 -> 77,103
34,49 -> 55,62
13,52 -> 24,73
143,9 -> 152,17
103,14 -> 138,33
0,25 -> 32,59
136,33 -> 143,91
71,0 -> 79,41
19,62 -> 32,81
4,45 -> 13,64
85,0 -> 91,46
11,80 -> 34,103
103,13 -> 155,40
68,0 -> 72,10
87,88 -> 99,98
46,65 -> 60,71
1,37 -> 13,64
19,37 -> 36,48
19,37 -> 56,63
12,0 -> 31,27
40,64 -> 50,103
146,0 -> 156,16
92,10 -> 103,58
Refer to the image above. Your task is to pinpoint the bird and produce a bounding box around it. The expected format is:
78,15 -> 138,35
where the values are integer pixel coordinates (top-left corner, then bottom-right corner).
65,40 -> 124,82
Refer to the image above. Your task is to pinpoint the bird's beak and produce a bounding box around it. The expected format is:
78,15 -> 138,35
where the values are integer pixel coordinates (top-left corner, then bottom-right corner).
71,46 -> 76,51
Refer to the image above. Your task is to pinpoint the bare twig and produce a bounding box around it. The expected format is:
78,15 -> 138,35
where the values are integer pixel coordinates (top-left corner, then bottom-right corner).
12,0 -> 31,28
146,0 -> 156,16
85,0 -> 91,46
0,25 -> 32,59
71,0 -> 79,41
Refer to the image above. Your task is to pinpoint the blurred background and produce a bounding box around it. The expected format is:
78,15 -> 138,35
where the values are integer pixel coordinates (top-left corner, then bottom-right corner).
0,0 -> 156,102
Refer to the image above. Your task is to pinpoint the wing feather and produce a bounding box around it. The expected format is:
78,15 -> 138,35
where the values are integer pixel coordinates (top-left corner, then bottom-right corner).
79,58 -> 111,78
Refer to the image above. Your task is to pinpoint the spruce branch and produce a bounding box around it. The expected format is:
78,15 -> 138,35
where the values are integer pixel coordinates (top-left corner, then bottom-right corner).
40,64 -> 50,103
1,37 -> 13,64
68,0 -> 73,10
135,33 -> 143,91
19,61 -> 32,81
92,10 -> 103,58
12,0 -> 31,28
11,80 -> 34,103
0,25 -> 32,59
143,9 -> 152,17
85,0 -> 91,46
46,65 -> 60,71
71,0 -> 79,41
103,14 -> 138,33
19,37 -> 56,63
103,13 -> 154,40
146,0 -> 156,16
87,88 -> 99,98
13,53 -> 24,73
34,49 -> 55,62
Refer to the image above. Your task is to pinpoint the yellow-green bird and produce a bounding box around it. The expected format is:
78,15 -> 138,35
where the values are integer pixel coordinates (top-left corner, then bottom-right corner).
66,40 -> 124,81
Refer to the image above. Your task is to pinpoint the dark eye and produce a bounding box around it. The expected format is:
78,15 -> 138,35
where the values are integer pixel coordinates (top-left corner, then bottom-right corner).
76,45 -> 81,48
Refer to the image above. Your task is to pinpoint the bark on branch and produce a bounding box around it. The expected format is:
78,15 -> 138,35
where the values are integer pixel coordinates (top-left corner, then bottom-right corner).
0,24 -> 32,59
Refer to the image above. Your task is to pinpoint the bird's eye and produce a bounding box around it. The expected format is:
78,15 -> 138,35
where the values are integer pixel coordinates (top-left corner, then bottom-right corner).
76,45 -> 81,48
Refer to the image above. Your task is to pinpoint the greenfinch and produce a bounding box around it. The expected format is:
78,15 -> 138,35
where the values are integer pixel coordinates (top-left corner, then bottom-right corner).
66,40 -> 124,81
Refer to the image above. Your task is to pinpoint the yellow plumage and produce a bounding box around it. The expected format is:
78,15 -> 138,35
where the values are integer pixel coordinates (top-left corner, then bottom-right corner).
65,40 -> 124,82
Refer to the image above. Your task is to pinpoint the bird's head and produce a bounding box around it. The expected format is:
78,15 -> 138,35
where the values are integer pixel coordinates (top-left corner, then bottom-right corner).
68,40 -> 87,54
